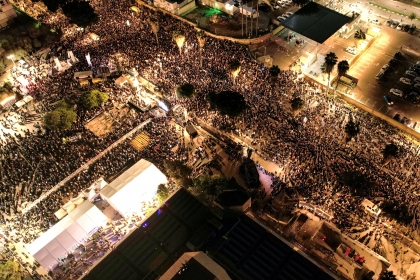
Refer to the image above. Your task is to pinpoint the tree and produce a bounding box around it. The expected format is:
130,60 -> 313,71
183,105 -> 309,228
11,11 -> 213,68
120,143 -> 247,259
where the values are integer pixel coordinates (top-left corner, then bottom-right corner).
62,0 -> 98,28
354,29 -> 366,40
43,101 -> 77,130
228,59 -> 241,84
163,160 -> 193,188
196,30 -> 207,67
344,117 -> 360,142
336,60 -> 350,89
81,90 -> 108,109
290,97 -> 304,113
324,52 -> 337,89
207,91 -> 248,118
172,30 -> 186,55
192,174 -> 230,198
409,12 -> 417,21
149,17 -> 159,45
382,143 -> 399,165
176,83 -> 195,98
381,270 -> 397,280
156,183 -> 170,203
269,65 -> 281,83
339,170 -> 373,196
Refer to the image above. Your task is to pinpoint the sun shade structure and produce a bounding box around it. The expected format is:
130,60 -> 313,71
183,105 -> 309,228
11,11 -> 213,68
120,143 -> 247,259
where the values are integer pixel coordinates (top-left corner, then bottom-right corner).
281,2 -> 352,44
100,159 -> 167,218
28,201 -> 108,271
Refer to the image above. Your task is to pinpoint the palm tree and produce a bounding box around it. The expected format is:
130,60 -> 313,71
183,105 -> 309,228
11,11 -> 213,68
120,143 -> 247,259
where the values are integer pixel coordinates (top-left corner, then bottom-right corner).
290,97 -> 304,116
381,270 -> 397,280
324,52 -> 337,89
172,30 -> 186,55
148,17 -> 159,45
269,65 -> 281,83
354,29 -> 366,40
336,60 -> 350,89
382,143 -> 399,166
196,30 -> 207,67
344,117 -> 360,142
228,59 -> 241,84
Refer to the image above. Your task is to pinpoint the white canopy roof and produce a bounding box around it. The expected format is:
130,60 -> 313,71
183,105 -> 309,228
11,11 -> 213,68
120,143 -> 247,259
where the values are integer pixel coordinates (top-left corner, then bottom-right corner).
28,201 -> 107,271
100,159 -> 167,218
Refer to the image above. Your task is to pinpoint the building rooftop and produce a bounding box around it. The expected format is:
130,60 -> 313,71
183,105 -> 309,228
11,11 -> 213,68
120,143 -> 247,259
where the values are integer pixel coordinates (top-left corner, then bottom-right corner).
216,190 -> 250,208
281,2 -> 351,43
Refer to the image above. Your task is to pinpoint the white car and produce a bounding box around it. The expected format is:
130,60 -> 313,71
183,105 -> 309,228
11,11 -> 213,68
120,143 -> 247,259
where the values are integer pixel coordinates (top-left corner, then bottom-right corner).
397,23 -> 403,30
285,12 -> 293,16
399,77 -> 412,85
381,64 -> 390,72
390,88 -> 404,97
368,18 -> 380,25
345,47 -> 357,55
277,16 -> 287,21
349,3 -> 359,9
273,5 -> 280,9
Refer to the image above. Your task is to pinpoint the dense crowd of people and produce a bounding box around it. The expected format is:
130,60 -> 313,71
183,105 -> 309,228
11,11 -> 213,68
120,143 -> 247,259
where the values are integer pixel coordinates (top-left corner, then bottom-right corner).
0,0 -> 420,267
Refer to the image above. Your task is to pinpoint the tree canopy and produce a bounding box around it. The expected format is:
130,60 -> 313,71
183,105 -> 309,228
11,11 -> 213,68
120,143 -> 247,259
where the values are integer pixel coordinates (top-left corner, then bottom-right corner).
191,174 -> 232,198
176,83 -> 195,98
156,183 -> 170,203
43,101 -> 77,130
290,97 -> 304,112
344,118 -> 360,142
62,0 -> 99,28
163,160 -> 193,188
339,170 -> 373,196
354,29 -> 366,40
324,52 -> 337,87
207,91 -> 248,118
81,90 -> 109,109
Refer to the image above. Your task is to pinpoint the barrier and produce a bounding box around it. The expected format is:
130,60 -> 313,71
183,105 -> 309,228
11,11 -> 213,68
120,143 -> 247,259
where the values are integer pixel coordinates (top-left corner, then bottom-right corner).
22,119 -> 152,214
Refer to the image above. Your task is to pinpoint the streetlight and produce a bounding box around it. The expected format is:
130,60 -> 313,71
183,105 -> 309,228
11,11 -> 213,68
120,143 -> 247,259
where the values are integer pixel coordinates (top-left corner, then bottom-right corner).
7,54 -> 15,67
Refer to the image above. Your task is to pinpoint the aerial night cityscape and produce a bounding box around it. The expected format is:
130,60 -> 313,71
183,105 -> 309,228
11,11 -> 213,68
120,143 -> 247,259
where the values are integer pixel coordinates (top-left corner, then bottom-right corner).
0,0 -> 420,279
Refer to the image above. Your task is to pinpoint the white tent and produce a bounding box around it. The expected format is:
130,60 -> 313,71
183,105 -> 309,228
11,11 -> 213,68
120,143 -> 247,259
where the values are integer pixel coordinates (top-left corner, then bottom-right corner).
100,159 -> 167,218
28,201 -> 108,271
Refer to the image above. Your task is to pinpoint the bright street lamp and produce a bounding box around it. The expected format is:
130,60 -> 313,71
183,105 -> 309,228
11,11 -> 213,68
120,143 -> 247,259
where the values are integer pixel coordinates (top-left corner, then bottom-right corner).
7,54 -> 15,66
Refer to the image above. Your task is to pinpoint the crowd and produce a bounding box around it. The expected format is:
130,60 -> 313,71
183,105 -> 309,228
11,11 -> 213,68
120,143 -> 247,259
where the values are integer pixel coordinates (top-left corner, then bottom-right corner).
0,0 -> 419,263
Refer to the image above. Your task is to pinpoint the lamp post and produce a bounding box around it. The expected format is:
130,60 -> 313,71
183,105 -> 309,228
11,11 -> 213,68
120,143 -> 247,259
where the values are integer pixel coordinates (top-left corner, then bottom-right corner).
7,54 -> 15,67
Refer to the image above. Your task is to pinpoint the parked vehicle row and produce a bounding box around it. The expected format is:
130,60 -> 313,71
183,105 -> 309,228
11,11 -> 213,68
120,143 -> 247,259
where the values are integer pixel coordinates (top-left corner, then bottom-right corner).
386,20 -> 416,34
276,11 -> 293,22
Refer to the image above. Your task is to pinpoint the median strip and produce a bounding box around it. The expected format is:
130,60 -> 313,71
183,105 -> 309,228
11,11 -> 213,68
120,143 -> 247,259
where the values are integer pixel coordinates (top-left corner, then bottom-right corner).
368,2 -> 420,21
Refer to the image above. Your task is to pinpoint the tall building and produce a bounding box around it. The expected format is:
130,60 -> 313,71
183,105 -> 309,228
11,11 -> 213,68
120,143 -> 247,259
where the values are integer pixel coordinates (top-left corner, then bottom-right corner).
0,0 -> 17,29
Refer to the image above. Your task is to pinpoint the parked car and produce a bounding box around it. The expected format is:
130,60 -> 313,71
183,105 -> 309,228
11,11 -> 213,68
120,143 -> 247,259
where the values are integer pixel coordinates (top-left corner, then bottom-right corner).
386,19 -> 393,26
383,95 -> 393,105
368,18 -> 380,25
277,16 -> 287,21
397,23 -> 404,30
281,13 -> 290,18
405,70 -> 417,78
345,46 -> 357,55
376,72 -> 385,80
414,83 -> 420,89
390,88 -> 404,97
391,21 -> 399,28
394,51 -> 402,59
273,4 -> 280,9
402,24 -> 410,32
414,76 -> 420,83
399,77 -> 412,85
285,12 -> 293,16
393,113 -> 401,121
380,64 -> 390,72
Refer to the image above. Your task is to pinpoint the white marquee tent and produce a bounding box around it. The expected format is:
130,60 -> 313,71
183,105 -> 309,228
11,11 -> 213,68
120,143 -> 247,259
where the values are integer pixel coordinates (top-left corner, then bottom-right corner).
100,159 -> 167,218
28,201 -> 108,271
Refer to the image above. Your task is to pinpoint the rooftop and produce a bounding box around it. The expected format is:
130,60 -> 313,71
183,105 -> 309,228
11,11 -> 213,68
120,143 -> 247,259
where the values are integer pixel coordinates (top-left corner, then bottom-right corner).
216,190 -> 250,208
281,2 -> 351,44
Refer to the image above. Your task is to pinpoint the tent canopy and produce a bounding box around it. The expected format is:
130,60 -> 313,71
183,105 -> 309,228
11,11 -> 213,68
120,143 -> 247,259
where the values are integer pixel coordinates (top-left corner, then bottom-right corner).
100,159 -> 167,218
281,2 -> 351,44
28,201 -> 107,271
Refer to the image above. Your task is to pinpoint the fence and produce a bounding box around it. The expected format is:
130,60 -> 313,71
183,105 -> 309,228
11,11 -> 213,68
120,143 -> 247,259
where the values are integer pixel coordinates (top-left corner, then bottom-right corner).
22,119 -> 152,214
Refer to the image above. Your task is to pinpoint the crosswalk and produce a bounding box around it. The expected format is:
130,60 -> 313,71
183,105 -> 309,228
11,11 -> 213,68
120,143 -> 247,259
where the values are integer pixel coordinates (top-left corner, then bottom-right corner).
130,132 -> 150,152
